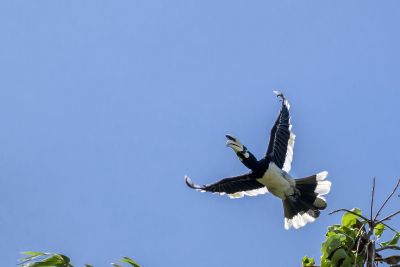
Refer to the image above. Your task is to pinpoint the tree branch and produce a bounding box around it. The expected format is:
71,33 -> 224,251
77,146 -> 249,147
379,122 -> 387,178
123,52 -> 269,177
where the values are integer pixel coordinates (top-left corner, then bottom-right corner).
370,177 -> 375,223
376,210 -> 400,224
376,245 -> 400,252
380,222 -> 399,234
374,178 -> 400,221
329,209 -> 369,222
354,221 -> 368,267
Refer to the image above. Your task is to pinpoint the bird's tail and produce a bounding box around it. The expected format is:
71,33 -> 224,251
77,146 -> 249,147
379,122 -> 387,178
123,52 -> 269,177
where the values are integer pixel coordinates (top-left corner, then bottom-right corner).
283,171 -> 331,229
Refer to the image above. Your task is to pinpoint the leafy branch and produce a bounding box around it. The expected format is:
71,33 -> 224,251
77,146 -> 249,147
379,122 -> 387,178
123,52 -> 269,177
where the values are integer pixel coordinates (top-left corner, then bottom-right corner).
303,178 -> 400,267
19,252 -> 141,267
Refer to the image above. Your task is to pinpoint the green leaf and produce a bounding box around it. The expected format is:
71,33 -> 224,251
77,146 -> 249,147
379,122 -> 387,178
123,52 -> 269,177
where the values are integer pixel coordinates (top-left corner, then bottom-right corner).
20,253 -> 72,267
58,254 -> 71,264
340,256 -> 353,267
374,223 -> 385,238
119,257 -> 141,267
329,225 -> 358,249
21,252 -> 46,257
302,256 -> 315,266
20,251 -> 48,264
331,248 -> 347,266
321,235 -> 342,260
341,208 -> 362,228
25,257 -> 61,266
321,258 -> 332,267
381,232 -> 400,247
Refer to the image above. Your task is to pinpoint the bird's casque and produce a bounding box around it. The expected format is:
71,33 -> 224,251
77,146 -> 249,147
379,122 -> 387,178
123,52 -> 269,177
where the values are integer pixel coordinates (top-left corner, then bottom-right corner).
185,91 -> 332,229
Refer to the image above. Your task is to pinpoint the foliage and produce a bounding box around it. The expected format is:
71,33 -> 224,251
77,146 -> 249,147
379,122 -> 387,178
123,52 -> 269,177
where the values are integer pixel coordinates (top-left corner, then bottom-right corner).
19,252 -> 141,267
302,255 -> 317,267
302,178 -> 400,267
320,208 -> 364,267
303,209 -> 400,267
111,257 -> 141,267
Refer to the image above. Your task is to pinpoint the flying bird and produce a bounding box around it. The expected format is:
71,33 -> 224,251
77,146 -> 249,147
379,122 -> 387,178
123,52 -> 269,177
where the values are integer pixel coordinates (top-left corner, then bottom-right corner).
185,91 -> 331,229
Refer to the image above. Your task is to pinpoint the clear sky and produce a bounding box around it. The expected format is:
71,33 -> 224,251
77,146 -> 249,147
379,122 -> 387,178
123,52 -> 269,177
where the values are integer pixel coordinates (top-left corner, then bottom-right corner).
1,1 -> 400,266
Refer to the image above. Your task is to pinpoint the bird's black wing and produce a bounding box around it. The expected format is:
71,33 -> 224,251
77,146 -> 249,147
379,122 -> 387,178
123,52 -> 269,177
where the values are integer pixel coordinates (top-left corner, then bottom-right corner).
265,91 -> 295,172
185,173 -> 268,199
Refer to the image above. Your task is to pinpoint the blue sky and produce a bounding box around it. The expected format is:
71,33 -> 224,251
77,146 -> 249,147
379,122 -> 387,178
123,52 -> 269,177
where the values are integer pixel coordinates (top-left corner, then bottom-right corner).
1,1 -> 400,266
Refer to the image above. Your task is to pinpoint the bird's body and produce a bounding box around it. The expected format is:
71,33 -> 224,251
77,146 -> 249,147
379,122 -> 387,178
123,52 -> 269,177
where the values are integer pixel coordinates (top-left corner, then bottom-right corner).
185,91 -> 331,229
258,162 -> 294,199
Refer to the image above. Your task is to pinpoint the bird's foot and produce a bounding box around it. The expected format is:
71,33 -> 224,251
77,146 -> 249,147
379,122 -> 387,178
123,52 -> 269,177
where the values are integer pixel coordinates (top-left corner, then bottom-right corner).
287,195 -> 297,202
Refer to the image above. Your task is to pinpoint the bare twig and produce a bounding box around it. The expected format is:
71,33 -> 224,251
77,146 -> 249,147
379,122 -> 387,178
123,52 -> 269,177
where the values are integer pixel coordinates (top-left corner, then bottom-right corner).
376,210 -> 400,224
375,245 -> 400,252
371,240 -> 376,267
380,222 -> 399,234
374,178 -> 400,221
370,177 -> 375,223
329,209 -> 369,222
354,221 -> 368,267
366,240 -> 370,267
376,255 -> 400,265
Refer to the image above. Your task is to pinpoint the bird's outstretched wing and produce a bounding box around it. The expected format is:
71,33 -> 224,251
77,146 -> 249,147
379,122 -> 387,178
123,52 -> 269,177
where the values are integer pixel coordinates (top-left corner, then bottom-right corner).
265,91 -> 296,172
185,174 -> 268,199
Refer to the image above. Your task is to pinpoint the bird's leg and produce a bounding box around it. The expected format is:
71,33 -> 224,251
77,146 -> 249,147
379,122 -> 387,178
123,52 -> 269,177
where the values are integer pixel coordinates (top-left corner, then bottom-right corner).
287,188 -> 301,202
287,195 -> 297,202
225,134 -> 259,170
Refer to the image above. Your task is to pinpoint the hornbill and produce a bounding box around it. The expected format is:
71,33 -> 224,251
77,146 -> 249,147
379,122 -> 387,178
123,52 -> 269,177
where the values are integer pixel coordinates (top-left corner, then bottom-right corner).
185,91 -> 331,229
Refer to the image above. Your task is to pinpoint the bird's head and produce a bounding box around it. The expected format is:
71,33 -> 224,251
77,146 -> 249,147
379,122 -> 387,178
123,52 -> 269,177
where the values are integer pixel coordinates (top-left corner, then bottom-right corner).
225,134 -> 249,159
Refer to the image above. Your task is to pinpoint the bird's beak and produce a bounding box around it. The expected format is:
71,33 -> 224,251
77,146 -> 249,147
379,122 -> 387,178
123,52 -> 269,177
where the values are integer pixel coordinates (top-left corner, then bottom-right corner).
225,134 -> 236,141
226,140 -> 236,148
226,139 -> 244,155
226,134 -> 238,148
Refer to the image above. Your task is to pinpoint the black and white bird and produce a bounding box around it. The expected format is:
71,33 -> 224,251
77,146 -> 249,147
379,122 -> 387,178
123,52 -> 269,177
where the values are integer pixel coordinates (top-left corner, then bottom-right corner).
185,91 -> 331,229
